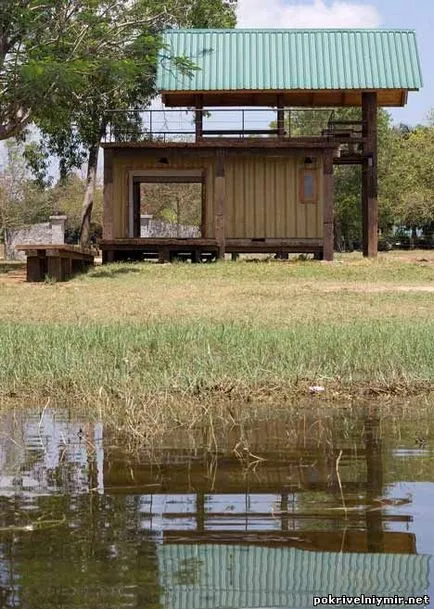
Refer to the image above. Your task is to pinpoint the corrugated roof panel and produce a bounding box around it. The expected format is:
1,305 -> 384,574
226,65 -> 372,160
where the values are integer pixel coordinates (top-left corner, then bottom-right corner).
157,29 -> 423,93
158,545 -> 430,609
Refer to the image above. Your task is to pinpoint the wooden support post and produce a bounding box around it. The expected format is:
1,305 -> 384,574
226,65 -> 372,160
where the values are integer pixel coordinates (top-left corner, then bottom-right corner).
215,150 -> 226,260
195,95 -> 203,142
132,181 -> 141,238
158,247 -> 170,263
102,249 -> 115,264
47,255 -> 63,281
362,92 -> 378,258
103,149 -> 114,240
323,152 -> 334,262
26,253 -> 46,282
192,248 -> 201,264
62,256 -> 72,279
277,94 -> 285,138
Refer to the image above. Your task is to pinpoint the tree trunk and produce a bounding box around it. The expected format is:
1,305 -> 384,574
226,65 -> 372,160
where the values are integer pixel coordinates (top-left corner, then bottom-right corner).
410,225 -> 417,250
79,142 -> 100,246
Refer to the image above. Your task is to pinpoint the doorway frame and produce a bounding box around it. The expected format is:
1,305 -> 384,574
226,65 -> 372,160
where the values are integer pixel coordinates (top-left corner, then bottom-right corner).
128,169 -> 206,238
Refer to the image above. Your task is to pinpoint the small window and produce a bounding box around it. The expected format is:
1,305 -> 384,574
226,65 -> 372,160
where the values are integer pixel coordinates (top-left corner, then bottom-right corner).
300,169 -> 318,203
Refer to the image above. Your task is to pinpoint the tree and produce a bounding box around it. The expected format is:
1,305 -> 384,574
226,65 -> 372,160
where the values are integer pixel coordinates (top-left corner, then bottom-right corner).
384,125 -> 434,239
0,139 -> 53,234
0,1 -> 108,141
28,0 -> 237,246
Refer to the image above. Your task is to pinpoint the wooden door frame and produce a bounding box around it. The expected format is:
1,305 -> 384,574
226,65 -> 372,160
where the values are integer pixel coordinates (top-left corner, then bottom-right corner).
128,169 -> 206,238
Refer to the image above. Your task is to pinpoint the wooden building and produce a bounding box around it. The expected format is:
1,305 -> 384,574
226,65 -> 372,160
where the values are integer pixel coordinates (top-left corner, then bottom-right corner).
101,29 -> 422,262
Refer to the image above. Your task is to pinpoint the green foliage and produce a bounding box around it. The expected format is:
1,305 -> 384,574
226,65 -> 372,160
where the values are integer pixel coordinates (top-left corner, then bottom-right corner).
0,140 -> 53,230
273,106 -> 434,248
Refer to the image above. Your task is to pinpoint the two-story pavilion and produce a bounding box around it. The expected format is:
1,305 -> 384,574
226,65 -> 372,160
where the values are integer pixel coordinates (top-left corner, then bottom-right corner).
101,29 -> 422,263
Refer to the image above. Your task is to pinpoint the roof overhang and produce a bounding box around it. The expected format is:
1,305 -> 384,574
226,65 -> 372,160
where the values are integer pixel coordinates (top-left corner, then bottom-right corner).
161,88 -> 413,108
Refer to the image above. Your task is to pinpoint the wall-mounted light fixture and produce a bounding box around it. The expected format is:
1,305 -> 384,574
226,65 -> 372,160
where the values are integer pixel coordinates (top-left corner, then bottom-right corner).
367,153 -> 374,168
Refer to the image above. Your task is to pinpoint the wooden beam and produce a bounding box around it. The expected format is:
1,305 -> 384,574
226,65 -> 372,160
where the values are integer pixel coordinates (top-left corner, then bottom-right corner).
215,150 -> 226,259
323,151 -> 334,262
195,94 -> 203,142
103,149 -> 114,239
132,181 -> 141,238
277,94 -> 285,137
362,92 -> 378,258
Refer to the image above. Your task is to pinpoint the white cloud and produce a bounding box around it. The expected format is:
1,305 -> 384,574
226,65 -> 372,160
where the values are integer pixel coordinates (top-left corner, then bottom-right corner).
237,0 -> 381,29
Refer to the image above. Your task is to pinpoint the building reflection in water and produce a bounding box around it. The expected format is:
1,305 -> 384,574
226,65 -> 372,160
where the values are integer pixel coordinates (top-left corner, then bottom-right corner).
0,406 -> 431,608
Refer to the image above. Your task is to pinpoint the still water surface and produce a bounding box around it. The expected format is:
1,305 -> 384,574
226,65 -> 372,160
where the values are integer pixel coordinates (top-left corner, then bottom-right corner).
0,404 -> 432,608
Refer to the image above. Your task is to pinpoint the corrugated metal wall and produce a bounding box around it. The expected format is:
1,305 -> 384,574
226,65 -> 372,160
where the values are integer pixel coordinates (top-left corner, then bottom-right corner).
109,152 -> 322,240
225,155 -> 323,239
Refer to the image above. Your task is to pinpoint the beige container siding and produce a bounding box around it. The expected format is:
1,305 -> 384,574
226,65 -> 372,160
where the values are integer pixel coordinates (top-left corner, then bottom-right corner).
108,151 -> 323,240
110,151 -> 216,238
225,156 -> 323,239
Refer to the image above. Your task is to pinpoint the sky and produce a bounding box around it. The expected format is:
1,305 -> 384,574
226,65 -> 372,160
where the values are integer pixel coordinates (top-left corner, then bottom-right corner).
236,0 -> 432,126
1,1 -> 431,175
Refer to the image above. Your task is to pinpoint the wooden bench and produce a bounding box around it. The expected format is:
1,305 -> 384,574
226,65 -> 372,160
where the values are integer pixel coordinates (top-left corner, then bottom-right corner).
16,245 -> 95,282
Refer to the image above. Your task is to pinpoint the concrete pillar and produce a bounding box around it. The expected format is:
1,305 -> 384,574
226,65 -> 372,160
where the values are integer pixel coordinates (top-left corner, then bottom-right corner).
50,215 -> 67,244
140,214 -> 153,238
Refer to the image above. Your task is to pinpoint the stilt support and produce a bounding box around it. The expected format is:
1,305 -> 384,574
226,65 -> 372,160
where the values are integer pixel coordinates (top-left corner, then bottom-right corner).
323,151 -> 334,262
362,92 -> 378,258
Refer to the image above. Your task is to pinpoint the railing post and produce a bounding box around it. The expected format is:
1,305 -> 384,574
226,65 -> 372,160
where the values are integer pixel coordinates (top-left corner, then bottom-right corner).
277,94 -> 285,137
195,95 -> 203,141
149,110 -> 153,142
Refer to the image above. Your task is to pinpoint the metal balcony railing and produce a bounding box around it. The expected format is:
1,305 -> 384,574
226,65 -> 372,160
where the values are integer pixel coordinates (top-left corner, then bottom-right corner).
103,108 -> 345,143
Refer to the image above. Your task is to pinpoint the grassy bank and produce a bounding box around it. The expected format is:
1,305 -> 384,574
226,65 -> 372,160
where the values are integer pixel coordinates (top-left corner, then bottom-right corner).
1,319 -> 433,400
0,252 -> 433,405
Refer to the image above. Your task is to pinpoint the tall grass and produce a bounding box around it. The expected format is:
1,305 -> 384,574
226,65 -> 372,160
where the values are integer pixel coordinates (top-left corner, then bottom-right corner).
1,319 -> 433,401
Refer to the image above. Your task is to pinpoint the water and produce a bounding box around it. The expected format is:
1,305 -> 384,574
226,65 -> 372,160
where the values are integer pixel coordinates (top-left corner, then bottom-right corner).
0,404 -> 432,608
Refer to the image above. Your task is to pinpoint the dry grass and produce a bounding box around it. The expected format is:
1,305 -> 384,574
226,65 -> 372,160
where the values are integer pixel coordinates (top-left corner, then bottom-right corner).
0,250 -> 433,409
0,251 -> 432,326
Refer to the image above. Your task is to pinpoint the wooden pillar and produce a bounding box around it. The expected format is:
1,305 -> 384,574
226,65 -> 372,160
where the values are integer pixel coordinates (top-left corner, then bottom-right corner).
132,181 -> 141,238
103,149 -> 114,240
277,94 -> 285,137
26,252 -> 46,282
47,254 -> 63,281
362,92 -> 378,258
323,151 -> 334,262
195,95 -> 203,142
215,150 -> 226,260
364,408 -> 384,552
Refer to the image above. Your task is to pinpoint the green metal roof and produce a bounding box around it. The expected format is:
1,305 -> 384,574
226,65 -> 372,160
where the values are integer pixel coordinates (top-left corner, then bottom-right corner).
159,545 -> 430,609
157,29 -> 423,92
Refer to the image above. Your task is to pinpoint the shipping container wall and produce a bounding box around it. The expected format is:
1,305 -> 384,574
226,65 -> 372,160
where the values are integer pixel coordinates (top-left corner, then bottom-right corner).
225,155 -> 323,239
108,151 -> 323,240
110,151 -> 216,238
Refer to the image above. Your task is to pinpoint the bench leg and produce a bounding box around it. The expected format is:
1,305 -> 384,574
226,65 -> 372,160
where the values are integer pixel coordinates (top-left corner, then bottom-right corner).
47,256 -> 63,281
27,256 -> 46,282
62,257 -> 72,279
